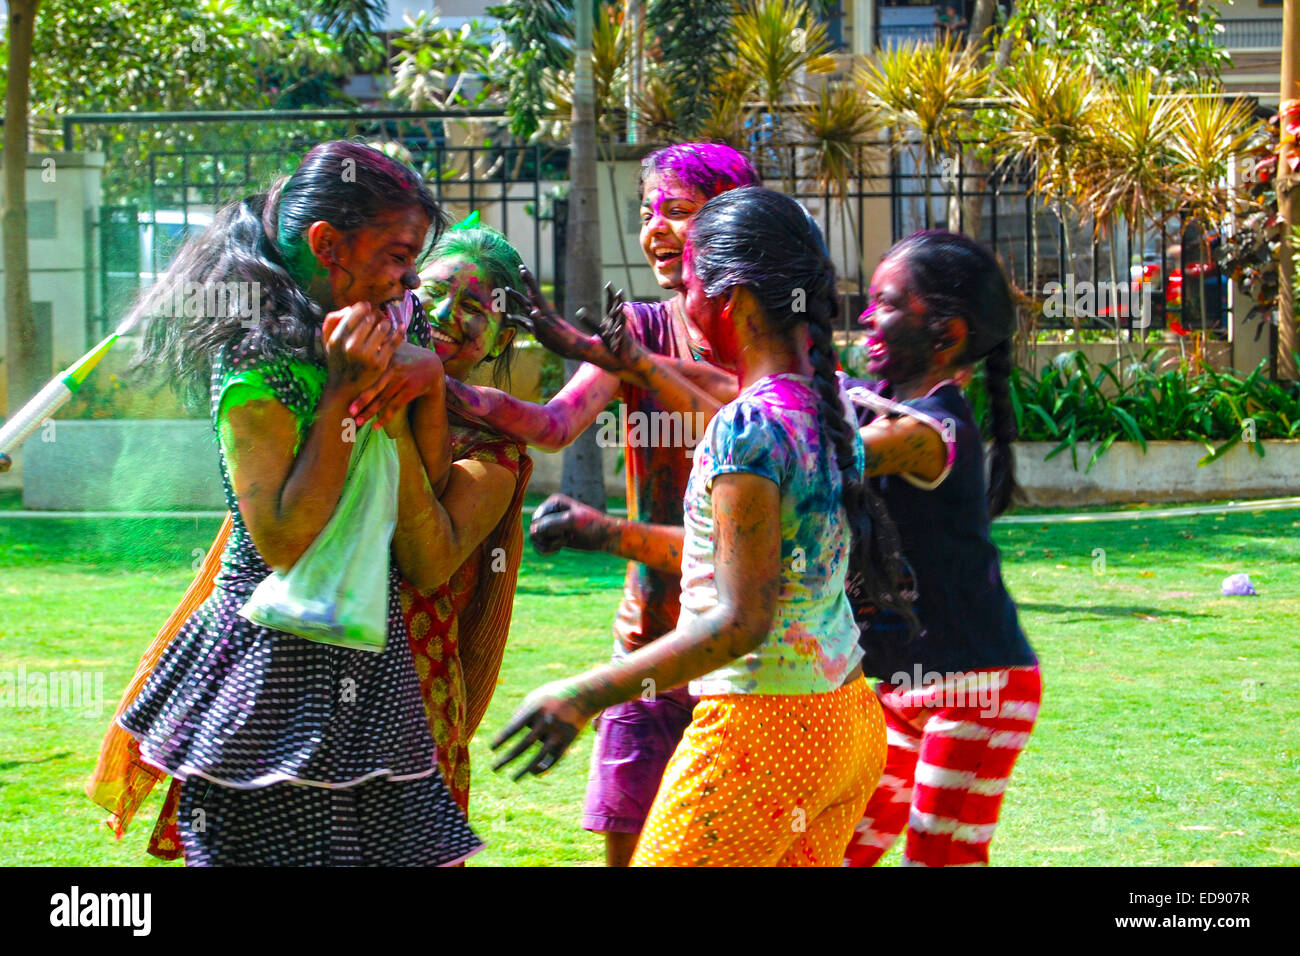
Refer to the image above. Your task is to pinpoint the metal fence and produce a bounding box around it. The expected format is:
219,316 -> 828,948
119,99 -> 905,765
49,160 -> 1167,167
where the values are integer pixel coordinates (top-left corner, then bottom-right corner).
1218,18 -> 1285,50
64,110 -> 570,342
63,109 -> 1227,346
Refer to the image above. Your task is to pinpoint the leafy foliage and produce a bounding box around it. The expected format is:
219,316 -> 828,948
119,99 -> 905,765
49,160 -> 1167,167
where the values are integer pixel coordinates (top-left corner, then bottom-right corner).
1003,0 -> 1229,89
0,0 -> 375,124
644,0 -> 735,137
962,350 -> 1300,471
388,11 -> 497,111
1215,104 -> 1300,330
486,0 -> 572,140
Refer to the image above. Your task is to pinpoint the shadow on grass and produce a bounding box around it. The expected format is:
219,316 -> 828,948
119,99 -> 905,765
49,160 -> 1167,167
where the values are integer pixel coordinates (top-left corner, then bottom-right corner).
0,751 -> 73,773
1018,602 -> 1215,619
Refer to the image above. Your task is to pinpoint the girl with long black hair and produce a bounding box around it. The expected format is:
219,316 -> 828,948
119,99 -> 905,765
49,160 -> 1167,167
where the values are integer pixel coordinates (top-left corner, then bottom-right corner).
111,141 -> 482,865
840,229 -> 1041,867
494,186 -> 916,866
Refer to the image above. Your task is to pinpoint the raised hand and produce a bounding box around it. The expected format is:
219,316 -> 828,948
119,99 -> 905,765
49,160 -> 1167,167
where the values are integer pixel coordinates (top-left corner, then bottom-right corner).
529,493 -> 615,555
516,265 -> 628,372
595,283 -> 634,366
490,680 -> 591,780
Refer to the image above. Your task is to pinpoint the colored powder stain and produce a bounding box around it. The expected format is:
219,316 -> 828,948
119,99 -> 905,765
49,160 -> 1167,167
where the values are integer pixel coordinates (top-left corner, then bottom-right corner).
784,621 -> 821,661
653,143 -> 761,199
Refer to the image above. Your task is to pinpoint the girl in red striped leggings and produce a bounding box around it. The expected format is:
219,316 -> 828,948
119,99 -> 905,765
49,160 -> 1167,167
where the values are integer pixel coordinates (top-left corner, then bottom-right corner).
840,230 -> 1042,867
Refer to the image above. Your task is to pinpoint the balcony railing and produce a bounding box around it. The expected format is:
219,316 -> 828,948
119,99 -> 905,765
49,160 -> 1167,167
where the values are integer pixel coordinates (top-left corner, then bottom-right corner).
872,17 -> 1283,54
876,24 -> 940,50
1216,18 -> 1284,51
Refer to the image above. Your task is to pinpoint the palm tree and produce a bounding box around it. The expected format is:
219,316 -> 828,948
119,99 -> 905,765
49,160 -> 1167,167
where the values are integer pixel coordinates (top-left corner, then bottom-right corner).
1169,85 -> 1262,336
644,0 -> 736,138
991,44 -> 1100,321
730,0 -> 835,189
1076,72 -> 1181,360
561,0 -> 607,509
858,36 -> 986,229
798,80 -> 884,329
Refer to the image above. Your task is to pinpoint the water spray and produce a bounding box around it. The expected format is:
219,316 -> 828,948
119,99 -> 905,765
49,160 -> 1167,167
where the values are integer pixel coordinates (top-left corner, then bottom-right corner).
0,332 -> 119,457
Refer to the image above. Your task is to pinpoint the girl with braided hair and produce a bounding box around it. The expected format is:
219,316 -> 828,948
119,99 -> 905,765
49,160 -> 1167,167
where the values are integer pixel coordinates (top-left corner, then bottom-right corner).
494,186 -> 914,866
839,229 -> 1041,867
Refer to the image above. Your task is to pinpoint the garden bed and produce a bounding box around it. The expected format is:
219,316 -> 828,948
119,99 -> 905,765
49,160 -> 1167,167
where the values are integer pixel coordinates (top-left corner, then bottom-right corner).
1016,440 -> 1300,507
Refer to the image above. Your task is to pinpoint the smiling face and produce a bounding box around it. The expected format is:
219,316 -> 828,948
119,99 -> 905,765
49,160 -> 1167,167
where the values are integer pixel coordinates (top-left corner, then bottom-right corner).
640,172 -> 710,291
420,254 -> 514,382
860,255 -> 937,385
323,206 -> 429,310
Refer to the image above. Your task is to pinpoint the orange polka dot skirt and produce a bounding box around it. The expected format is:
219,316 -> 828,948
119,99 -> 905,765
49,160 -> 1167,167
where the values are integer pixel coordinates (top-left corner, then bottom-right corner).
630,677 -> 887,866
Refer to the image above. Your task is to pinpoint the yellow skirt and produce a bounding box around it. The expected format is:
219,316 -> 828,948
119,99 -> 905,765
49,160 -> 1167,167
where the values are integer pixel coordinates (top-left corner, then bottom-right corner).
630,676 -> 886,867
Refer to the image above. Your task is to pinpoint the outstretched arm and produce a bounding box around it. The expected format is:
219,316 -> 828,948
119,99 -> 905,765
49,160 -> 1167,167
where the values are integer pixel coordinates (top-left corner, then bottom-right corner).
530,494 -> 684,576
446,360 -> 621,452
859,416 -> 949,481
492,472 -> 779,777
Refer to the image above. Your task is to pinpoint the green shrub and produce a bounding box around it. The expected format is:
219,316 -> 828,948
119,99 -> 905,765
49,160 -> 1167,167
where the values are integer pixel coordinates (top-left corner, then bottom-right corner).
967,350 -> 1300,471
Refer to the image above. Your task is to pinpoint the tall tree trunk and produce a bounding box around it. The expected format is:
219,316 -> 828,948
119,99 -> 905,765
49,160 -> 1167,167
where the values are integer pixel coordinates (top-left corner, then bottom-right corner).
958,0 -> 1015,237
1276,0 -> 1298,379
3,0 -> 40,418
625,0 -> 645,144
561,0 -> 608,509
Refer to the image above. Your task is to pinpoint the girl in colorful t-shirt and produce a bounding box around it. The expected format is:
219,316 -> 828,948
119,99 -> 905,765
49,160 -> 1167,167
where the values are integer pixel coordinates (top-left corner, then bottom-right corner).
493,187 -> 919,866
840,229 -> 1041,867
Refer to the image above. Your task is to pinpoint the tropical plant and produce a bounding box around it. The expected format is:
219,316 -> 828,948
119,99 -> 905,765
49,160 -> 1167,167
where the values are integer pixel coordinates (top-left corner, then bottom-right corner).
486,0 -> 571,141
537,3 -> 629,143
990,45 -> 1100,298
644,0 -> 736,137
388,11 -> 496,111
731,0 -> 834,113
1214,110 -> 1292,335
858,36 -> 986,222
1072,73 -> 1181,358
959,350 -> 1300,471
730,0 -> 835,187
798,80 -> 883,318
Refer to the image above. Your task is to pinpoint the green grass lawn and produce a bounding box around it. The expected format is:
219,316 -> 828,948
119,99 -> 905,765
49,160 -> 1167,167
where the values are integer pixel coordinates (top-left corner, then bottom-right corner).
1,491 -> 1297,866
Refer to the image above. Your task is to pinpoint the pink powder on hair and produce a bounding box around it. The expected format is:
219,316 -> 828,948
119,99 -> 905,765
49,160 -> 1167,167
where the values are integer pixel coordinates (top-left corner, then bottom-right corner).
647,143 -> 761,201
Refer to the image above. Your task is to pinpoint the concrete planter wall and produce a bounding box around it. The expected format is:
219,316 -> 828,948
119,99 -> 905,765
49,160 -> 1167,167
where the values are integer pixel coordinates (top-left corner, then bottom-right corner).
1014,440 -> 1300,507
19,421 -> 1298,511
22,420 -> 224,511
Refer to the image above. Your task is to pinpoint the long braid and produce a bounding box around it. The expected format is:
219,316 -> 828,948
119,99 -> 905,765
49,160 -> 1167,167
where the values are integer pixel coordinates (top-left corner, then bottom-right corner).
981,337 -> 1020,517
805,297 -> 921,637
688,186 -> 922,637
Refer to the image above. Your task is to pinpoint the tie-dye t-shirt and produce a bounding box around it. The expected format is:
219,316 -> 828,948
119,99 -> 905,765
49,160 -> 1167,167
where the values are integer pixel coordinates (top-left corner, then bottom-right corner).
680,374 -> 866,696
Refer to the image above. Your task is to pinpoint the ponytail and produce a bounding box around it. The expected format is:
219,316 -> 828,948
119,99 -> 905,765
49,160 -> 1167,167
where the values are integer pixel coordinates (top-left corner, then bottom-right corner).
885,230 -> 1021,516
690,186 -> 921,637
981,338 -> 1020,517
